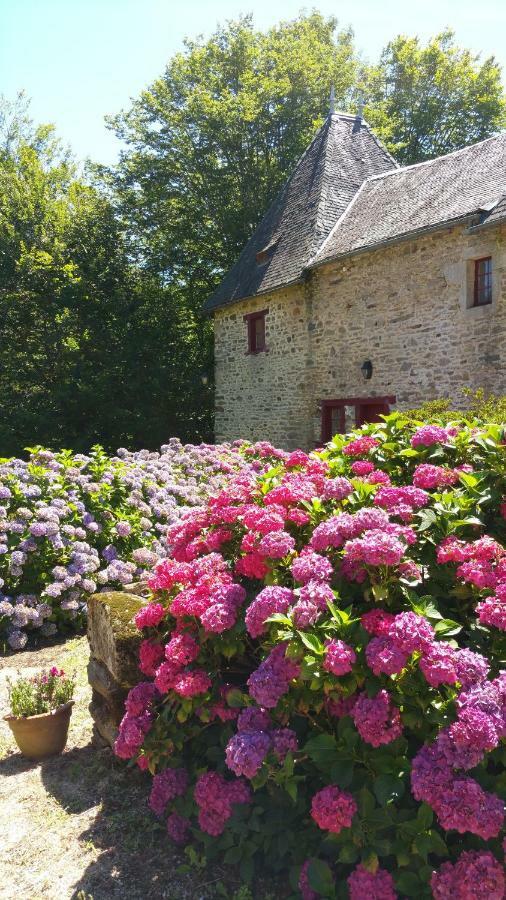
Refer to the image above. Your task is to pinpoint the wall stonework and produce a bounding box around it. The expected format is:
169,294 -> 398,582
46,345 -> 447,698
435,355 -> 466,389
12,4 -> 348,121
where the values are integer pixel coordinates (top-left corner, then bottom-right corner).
214,223 -> 506,449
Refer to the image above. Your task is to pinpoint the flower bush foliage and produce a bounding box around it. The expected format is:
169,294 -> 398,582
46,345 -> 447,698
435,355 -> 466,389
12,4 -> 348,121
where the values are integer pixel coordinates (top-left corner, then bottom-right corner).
0,439 -> 262,651
116,415 -> 506,898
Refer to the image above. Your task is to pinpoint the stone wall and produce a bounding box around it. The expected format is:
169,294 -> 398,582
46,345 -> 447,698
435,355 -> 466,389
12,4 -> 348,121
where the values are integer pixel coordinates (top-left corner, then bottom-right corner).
214,282 -> 315,449
87,590 -> 145,747
213,222 -> 506,448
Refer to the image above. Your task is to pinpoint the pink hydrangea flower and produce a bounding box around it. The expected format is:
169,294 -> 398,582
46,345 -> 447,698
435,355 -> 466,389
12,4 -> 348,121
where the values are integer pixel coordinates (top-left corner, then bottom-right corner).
413,463 -> 459,490
323,639 -> 356,676
386,611 -> 434,653
225,731 -> 271,778
361,609 -> 396,636
347,864 -> 397,900
167,813 -> 191,845
237,707 -> 271,733
245,586 -> 294,638
172,669 -> 211,698
258,530 -> 296,559
411,425 -> 449,447
342,436 -> 380,457
352,690 -> 403,747
321,477 -> 353,500
436,536 -> 473,563
149,766 -> 188,817
247,644 -> 300,708
134,602 -> 166,629
194,772 -> 250,836
164,633 -> 199,667
435,777 -> 504,839
139,639 -> 165,676
271,727 -> 298,760
350,460 -> 375,475
431,850 -> 505,900
419,642 -> 459,687
242,506 -> 285,534
374,485 -> 428,520
125,681 -> 159,717
366,636 -> 408,676
310,785 -> 357,833
298,860 -> 319,900
344,530 -> 405,567
291,550 -> 333,585
476,597 -> 506,630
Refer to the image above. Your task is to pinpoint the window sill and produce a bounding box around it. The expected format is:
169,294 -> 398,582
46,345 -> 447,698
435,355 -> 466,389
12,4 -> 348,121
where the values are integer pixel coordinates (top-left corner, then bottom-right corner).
245,348 -> 269,355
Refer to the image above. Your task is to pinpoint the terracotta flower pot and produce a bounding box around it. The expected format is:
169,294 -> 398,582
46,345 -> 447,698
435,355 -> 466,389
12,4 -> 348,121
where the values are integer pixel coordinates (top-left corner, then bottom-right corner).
4,700 -> 74,760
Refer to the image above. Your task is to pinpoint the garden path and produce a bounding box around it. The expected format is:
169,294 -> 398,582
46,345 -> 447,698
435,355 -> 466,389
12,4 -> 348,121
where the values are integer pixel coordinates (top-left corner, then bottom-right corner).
0,638 -> 233,900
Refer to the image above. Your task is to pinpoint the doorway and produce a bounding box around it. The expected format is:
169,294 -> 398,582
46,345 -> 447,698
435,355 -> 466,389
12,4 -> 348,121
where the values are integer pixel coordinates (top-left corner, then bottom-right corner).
321,396 -> 395,443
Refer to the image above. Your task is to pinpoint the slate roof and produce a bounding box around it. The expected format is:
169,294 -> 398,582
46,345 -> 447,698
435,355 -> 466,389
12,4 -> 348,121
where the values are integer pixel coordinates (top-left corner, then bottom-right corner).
203,113 -> 398,312
312,133 -> 506,266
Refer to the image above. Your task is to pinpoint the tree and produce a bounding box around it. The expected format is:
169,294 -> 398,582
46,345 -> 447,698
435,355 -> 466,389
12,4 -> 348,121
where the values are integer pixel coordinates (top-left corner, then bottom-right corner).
106,13 -> 358,305
362,30 -> 506,165
0,98 -> 210,456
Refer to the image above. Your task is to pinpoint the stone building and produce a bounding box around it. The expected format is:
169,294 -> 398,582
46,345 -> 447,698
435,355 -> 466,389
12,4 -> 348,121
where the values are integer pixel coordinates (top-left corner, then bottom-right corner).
204,111 -> 506,449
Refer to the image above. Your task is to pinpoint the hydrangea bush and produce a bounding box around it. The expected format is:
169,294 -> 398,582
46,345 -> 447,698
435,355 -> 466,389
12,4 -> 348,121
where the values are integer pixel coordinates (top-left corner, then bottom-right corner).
0,439 -> 263,651
116,416 -> 506,898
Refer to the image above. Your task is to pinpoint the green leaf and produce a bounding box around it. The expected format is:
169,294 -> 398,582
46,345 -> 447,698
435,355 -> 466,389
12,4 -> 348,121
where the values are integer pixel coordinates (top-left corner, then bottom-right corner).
307,860 -> 335,898
357,787 -> 375,817
224,845 -> 243,864
373,774 -> 405,805
416,803 -> 433,830
434,618 -> 462,636
426,829 -> 448,856
330,759 -> 354,788
240,855 -> 254,883
226,689 -> 247,708
303,734 -> 338,770
298,631 -> 324,655
395,872 -> 422,896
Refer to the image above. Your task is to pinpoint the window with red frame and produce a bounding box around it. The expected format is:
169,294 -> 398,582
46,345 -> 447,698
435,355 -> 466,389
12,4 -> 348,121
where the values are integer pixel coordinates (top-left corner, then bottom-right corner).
244,309 -> 268,353
473,257 -> 492,306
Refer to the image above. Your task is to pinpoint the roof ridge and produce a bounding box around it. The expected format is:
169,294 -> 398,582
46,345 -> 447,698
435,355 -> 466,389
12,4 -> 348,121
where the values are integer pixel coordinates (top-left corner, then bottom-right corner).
363,130 -> 506,185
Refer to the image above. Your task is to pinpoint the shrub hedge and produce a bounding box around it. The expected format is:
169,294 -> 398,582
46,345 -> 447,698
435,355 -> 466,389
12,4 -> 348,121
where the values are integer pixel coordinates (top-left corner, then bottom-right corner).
0,440 -> 257,651
116,415 -> 506,898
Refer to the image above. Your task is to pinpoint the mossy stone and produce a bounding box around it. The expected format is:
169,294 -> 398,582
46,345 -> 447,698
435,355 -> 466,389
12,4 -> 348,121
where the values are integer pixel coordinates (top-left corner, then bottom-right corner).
87,591 -> 145,687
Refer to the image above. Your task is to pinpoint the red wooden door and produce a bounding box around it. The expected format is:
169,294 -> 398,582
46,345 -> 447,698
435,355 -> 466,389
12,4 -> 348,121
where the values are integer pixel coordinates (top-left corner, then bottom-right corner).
355,401 -> 391,427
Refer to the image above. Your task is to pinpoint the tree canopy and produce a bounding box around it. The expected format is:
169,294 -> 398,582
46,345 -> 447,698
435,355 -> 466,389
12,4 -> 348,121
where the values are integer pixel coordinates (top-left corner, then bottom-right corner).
1,15 -> 505,455
363,30 -> 506,165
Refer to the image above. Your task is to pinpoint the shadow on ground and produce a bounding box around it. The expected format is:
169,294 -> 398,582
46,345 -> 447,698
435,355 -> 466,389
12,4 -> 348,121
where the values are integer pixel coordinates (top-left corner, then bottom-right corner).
39,742 -> 200,899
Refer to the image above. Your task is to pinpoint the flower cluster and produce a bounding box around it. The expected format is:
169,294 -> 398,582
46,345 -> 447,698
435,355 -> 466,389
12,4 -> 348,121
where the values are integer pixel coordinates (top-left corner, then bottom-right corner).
114,416 -> 506,897
1,440 -> 280,650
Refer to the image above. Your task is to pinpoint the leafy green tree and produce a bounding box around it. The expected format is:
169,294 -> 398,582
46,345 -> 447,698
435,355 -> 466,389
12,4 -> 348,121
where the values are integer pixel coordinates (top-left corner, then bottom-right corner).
0,98 -> 210,455
362,30 -> 506,165
107,12 -> 358,303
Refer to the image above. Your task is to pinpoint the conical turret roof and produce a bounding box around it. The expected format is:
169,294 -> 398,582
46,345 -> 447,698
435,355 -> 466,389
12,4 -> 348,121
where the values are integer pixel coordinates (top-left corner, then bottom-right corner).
204,113 -> 398,312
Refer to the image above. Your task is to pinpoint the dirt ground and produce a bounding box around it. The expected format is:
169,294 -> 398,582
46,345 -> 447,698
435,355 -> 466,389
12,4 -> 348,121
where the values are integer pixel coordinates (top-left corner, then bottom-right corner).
0,637 -> 250,900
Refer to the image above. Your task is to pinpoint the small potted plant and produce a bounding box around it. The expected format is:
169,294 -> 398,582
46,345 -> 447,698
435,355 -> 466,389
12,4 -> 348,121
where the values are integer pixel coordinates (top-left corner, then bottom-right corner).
5,667 -> 75,760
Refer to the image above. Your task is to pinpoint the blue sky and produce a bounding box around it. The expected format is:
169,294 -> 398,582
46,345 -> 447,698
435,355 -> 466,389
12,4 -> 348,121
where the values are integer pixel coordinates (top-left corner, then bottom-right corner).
1,0 -> 505,164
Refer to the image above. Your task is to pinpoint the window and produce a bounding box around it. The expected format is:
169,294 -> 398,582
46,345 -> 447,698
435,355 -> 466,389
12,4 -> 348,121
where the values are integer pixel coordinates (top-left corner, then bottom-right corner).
473,257 -> 492,306
244,309 -> 268,353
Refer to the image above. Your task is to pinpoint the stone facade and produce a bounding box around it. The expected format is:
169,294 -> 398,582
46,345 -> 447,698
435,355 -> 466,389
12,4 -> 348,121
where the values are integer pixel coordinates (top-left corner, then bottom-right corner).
214,222 -> 506,449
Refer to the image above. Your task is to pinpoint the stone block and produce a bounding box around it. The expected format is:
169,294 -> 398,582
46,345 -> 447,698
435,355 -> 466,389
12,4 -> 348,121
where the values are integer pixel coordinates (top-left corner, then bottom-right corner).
87,591 -> 144,687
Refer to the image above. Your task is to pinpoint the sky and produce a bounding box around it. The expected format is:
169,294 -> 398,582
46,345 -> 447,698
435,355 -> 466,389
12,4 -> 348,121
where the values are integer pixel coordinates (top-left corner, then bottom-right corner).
1,0 -> 505,165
